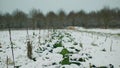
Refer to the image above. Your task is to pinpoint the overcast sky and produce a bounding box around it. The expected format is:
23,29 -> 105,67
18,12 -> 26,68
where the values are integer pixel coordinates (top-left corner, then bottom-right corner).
0,0 -> 120,14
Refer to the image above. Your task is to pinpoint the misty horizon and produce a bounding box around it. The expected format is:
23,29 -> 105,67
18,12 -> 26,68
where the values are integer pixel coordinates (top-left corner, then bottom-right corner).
0,0 -> 120,14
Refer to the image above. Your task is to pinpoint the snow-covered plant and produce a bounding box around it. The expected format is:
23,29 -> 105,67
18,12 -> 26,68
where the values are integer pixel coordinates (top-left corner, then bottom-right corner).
102,48 -> 106,52
73,42 -> 78,45
53,41 -> 62,48
60,48 -> 69,58
79,43 -> 83,48
91,42 -> 98,46
60,56 -> 70,65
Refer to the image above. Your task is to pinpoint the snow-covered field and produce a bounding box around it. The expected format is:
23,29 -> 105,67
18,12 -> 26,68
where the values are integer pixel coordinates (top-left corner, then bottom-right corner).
0,27 -> 120,68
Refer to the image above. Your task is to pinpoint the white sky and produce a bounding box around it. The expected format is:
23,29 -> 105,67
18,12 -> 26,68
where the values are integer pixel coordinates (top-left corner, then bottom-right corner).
0,0 -> 120,14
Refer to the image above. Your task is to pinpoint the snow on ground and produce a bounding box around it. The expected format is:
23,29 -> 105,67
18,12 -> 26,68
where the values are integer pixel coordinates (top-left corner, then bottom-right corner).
75,27 -> 120,34
0,28 -> 120,68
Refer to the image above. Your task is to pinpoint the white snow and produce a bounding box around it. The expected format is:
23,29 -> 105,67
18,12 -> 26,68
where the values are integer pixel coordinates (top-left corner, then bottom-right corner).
0,28 -> 120,68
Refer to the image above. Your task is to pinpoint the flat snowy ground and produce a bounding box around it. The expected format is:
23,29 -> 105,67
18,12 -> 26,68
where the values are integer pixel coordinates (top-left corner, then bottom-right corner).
0,27 -> 120,68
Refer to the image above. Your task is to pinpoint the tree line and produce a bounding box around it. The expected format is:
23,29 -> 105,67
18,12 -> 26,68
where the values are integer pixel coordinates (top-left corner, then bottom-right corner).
0,7 -> 120,29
